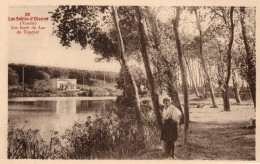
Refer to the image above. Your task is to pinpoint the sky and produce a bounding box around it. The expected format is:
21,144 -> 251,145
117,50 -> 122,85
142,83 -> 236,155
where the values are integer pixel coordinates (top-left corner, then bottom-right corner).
8,6 -> 121,72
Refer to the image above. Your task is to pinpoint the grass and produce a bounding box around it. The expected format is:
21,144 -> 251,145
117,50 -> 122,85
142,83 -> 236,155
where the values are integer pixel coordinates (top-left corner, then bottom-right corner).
177,121 -> 255,160
139,121 -> 255,160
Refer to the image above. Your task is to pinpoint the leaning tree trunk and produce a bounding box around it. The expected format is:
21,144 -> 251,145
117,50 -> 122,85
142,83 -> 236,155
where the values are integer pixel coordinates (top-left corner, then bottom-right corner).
240,7 -> 256,108
172,7 -> 189,144
135,6 -> 163,130
145,7 -> 183,113
111,6 -> 145,147
223,7 -> 234,112
194,8 -> 218,108
165,70 -> 182,111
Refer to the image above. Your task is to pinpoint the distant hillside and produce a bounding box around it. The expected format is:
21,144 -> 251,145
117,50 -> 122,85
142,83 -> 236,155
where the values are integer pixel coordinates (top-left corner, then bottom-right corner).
8,63 -> 119,90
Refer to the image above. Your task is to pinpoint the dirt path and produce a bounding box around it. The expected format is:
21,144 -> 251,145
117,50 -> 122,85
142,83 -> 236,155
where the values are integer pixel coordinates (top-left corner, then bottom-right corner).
138,96 -> 255,160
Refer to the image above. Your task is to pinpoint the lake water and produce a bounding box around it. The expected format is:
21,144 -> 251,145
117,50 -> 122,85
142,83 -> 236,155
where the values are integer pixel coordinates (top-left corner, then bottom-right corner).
8,97 -> 116,142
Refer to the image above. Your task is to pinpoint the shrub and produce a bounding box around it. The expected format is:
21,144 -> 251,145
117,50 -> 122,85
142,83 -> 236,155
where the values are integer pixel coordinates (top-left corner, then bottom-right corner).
78,91 -> 89,97
8,121 -> 50,159
88,89 -> 93,97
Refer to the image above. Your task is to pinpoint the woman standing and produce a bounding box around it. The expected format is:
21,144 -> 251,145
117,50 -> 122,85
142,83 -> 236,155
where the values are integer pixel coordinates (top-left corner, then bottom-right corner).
161,96 -> 182,159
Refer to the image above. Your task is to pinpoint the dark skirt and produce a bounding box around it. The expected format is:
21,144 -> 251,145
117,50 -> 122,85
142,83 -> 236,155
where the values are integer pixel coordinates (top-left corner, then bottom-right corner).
161,119 -> 178,142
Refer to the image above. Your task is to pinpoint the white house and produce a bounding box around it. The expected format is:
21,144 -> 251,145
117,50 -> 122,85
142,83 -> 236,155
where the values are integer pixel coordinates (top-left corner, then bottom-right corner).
51,78 -> 77,91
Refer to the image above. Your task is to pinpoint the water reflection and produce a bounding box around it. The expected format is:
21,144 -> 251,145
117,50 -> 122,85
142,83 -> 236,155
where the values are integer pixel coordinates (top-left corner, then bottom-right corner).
8,99 -> 112,114
56,100 -> 76,114
8,99 -> 114,142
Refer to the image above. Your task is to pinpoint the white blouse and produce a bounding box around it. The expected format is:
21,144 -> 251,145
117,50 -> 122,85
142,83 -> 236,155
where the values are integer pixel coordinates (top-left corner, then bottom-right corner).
162,105 -> 182,123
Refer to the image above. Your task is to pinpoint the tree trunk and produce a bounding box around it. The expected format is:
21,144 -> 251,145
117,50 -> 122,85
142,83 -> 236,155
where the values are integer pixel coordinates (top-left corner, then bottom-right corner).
192,59 -> 200,92
198,62 -> 203,89
221,86 -> 229,111
194,8 -> 218,108
222,85 -> 230,111
232,70 -> 241,104
165,69 -> 182,112
111,6 -> 145,148
240,7 -> 256,108
222,7 -> 234,112
135,6 -> 163,130
172,7 -> 189,144
233,82 -> 241,104
184,56 -> 199,97
145,7 -> 183,112
208,79 -> 217,107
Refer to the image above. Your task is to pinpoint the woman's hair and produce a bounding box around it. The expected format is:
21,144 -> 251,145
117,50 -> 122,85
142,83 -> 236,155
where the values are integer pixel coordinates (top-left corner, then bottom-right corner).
163,96 -> 171,103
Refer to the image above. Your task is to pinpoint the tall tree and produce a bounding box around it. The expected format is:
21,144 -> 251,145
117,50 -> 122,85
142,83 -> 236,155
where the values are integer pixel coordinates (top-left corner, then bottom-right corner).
145,7 -> 183,112
222,7 -> 235,111
240,7 -> 256,107
209,7 -> 235,111
172,7 -> 190,144
111,7 -> 145,142
135,6 -> 163,130
194,7 -> 218,108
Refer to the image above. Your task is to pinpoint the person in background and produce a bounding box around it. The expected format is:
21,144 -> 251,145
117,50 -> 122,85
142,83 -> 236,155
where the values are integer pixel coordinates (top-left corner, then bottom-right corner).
161,96 -> 182,159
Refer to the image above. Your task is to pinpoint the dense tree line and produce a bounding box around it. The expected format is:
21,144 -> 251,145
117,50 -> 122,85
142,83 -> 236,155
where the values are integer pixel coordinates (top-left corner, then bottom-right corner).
8,63 -> 118,88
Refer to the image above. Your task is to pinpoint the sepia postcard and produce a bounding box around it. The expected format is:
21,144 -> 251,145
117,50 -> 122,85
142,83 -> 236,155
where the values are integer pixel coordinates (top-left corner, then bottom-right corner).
0,0 -> 259,163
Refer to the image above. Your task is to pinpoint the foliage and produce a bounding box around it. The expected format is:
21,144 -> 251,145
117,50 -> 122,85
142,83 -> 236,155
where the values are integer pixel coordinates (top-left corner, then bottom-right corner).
235,7 -> 255,84
115,68 -> 135,107
8,121 -> 50,159
151,19 -> 180,92
51,6 -> 107,48
8,67 -> 19,86
33,79 -> 52,90
51,6 -> 141,62
116,65 -> 147,96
